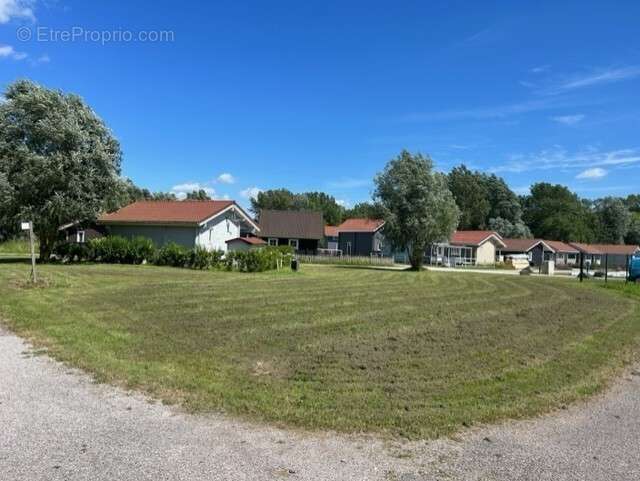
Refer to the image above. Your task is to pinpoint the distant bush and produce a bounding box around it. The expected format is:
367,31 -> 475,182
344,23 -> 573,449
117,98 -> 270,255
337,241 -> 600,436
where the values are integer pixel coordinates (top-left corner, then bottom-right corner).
52,236 -> 287,273
226,247 -> 293,272
155,242 -> 190,268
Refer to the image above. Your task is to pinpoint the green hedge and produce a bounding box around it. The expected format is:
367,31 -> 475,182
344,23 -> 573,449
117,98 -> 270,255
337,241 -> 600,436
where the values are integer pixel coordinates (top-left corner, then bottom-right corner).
52,237 -> 291,273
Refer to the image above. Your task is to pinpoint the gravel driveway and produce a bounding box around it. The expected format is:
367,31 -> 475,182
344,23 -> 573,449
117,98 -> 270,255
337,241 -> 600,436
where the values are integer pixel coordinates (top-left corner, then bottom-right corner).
2,328 -> 639,481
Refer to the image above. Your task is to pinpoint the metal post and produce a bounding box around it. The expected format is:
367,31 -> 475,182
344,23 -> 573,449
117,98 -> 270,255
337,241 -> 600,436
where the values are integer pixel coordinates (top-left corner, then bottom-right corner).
627,255 -> 631,284
579,251 -> 584,282
28,222 -> 37,283
604,254 -> 608,284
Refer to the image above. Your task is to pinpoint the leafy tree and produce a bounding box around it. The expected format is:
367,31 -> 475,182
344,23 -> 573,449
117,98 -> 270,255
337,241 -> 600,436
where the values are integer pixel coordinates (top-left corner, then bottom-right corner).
303,192 -> 344,225
522,183 -> 595,242
186,189 -> 212,200
344,202 -> 386,221
250,188 -> 345,224
0,80 -> 122,259
488,217 -> 532,239
250,188 -> 302,214
625,213 -> 640,245
447,165 -> 490,229
624,194 -> 640,213
593,197 -> 631,244
484,174 -> 523,223
374,150 -> 459,270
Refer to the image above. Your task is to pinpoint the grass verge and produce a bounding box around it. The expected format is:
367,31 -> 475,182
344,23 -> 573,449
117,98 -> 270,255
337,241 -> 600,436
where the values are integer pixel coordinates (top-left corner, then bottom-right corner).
0,263 -> 639,439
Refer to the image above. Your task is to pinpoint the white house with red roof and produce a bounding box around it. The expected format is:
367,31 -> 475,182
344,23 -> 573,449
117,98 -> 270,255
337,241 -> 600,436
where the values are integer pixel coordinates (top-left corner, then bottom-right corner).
427,230 -> 506,266
98,200 -> 259,252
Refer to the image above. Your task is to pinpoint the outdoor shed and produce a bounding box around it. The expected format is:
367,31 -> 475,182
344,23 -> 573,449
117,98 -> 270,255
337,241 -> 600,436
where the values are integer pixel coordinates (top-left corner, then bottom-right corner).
499,238 -> 556,266
257,210 -> 324,253
569,243 -> 640,270
226,236 -> 267,252
98,200 -> 258,252
337,218 -> 386,256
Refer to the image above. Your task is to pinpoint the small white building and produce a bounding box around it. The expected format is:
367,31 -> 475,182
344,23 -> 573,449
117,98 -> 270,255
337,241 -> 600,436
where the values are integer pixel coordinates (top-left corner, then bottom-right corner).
98,200 -> 259,252
226,236 -> 267,252
428,231 -> 506,266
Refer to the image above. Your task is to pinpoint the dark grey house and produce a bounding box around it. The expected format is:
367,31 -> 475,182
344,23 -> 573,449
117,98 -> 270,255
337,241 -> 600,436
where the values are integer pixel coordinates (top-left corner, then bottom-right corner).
257,210 -> 324,253
337,218 -> 386,256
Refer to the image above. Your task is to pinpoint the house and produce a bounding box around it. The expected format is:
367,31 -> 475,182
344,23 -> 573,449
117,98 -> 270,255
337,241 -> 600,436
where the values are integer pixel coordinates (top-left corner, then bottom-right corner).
98,200 -> 259,252
569,243 -> 640,270
226,236 -> 267,252
499,238 -> 556,266
543,240 -> 580,267
337,218 -> 386,256
58,221 -> 106,244
427,230 -> 506,266
323,225 -> 340,252
257,210 -> 324,253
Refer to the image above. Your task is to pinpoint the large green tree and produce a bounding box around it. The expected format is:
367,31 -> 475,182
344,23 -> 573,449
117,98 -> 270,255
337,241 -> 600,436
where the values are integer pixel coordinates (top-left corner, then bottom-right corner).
343,201 -> 386,221
186,189 -> 212,200
374,150 -> 459,270
593,197 -> 631,244
447,165 -> 490,229
250,188 -> 345,225
522,183 -> 595,242
0,80 -> 122,259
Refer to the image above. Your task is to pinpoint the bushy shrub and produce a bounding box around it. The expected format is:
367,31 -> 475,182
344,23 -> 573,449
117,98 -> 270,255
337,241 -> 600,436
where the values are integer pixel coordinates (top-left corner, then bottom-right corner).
187,247 -> 224,270
89,236 -> 131,263
127,236 -> 156,264
52,241 -> 91,262
228,246 -> 293,272
155,242 -> 190,268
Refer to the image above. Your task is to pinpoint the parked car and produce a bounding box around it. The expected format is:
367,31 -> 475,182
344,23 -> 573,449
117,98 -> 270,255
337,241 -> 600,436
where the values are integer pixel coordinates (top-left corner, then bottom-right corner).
630,256 -> 640,282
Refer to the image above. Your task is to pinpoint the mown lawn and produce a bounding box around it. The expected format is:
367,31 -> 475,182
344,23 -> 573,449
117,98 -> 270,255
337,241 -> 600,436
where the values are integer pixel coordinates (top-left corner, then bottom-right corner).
1,263 -> 639,439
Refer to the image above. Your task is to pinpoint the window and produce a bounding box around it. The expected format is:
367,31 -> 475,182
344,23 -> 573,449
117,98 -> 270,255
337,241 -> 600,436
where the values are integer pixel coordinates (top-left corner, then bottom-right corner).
268,238 -> 278,247
76,231 -> 85,243
288,239 -> 299,250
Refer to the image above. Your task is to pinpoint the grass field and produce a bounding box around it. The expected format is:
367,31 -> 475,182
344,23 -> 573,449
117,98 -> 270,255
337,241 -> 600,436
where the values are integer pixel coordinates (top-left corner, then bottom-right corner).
0,238 -> 35,256
1,262 -> 639,439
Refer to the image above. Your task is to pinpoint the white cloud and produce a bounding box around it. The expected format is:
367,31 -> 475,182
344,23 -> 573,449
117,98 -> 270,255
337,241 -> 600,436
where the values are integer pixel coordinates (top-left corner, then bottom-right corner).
240,186 -> 262,200
493,146 -> 640,174
0,0 -> 35,23
530,65 -> 550,74
576,167 -> 607,180
551,114 -> 585,126
216,173 -> 235,184
400,97 -> 576,122
0,44 -> 27,60
335,199 -> 350,207
543,66 -> 640,95
170,182 -> 215,200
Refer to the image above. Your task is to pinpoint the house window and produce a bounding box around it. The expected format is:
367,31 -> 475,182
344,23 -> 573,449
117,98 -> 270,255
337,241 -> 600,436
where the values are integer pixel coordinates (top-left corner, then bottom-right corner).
268,238 -> 278,247
76,231 -> 85,243
288,239 -> 299,250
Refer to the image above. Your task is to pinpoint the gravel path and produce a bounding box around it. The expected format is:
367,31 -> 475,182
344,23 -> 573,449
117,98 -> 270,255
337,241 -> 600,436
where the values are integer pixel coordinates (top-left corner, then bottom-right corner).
2,328 -> 639,481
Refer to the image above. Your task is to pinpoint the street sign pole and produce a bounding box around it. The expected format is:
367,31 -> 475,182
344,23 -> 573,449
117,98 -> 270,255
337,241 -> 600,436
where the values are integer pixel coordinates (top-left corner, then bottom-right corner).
29,222 -> 37,283
21,221 -> 37,283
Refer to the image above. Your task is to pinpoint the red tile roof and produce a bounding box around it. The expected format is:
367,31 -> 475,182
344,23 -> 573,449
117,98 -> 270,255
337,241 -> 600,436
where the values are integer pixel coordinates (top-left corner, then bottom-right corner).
98,200 -> 235,225
324,225 -> 339,237
570,243 -> 640,256
450,230 -> 506,248
501,238 -> 545,252
338,218 -> 385,233
226,237 -> 267,245
544,240 -> 579,254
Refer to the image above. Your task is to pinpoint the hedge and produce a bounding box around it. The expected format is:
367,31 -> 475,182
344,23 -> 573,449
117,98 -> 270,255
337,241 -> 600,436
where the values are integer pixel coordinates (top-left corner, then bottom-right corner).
52,236 -> 292,273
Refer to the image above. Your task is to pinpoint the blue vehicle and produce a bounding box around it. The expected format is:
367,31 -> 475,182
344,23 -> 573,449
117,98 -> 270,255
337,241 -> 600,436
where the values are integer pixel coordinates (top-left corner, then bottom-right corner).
630,256 -> 640,282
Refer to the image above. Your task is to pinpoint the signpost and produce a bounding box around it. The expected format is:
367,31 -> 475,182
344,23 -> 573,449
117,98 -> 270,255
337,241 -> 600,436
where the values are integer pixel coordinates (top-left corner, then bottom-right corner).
21,221 -> 37,283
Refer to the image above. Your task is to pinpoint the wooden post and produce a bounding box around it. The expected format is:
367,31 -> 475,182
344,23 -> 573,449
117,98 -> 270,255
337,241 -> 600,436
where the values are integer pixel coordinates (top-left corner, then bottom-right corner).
28,222 -> 37,283
579,251 -> 584,282
604,254 -> 608,284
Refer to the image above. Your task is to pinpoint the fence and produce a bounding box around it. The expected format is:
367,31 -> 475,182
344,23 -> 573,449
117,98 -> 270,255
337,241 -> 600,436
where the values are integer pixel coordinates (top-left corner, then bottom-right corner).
297,254 -> 394,266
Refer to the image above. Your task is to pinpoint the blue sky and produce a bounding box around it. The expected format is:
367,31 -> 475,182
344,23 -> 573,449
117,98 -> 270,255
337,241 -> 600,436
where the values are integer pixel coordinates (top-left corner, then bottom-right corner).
1,1 -> 639,208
